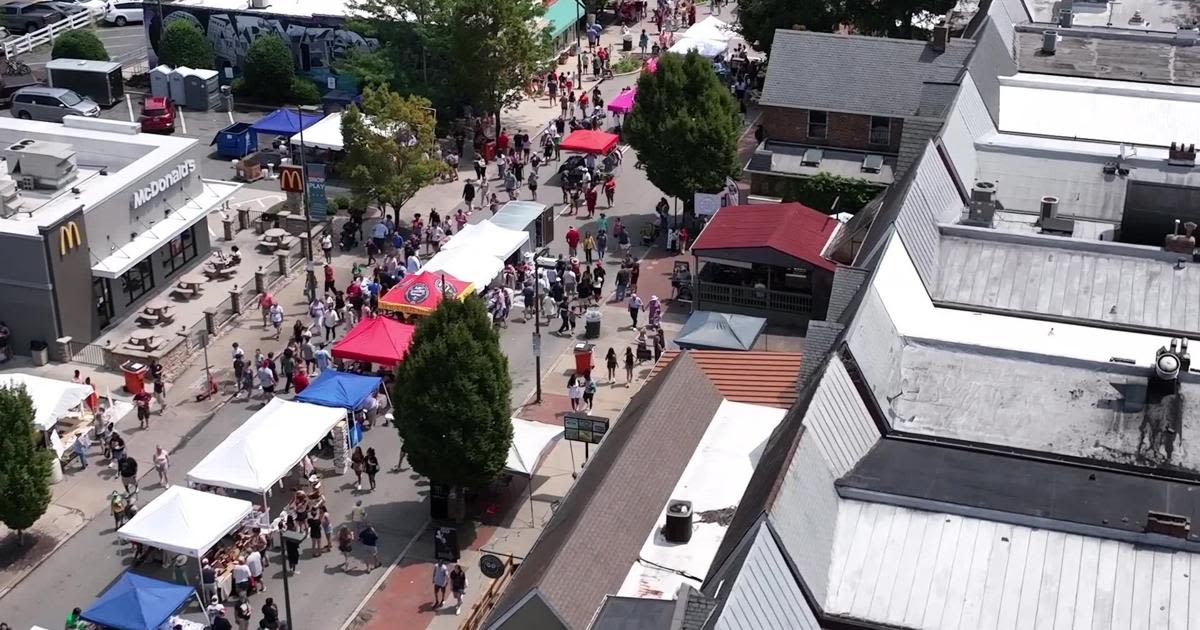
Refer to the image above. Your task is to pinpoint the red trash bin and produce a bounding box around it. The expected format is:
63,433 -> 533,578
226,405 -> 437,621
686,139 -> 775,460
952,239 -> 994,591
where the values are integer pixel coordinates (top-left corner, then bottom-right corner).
573,342 -> 594,375
120,360 -> 148,394
482,141 -> 496,162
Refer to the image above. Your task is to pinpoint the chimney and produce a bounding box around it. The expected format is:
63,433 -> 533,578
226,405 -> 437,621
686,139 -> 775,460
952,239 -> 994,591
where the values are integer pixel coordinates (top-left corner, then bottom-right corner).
931,23 -> 949,52
1165,219 -> 1198,253
1169,141 -> 1197,167
1042,31 -> 1058,54
1145,511 -> 1191,539
963,181 -> 999,228
1040,196 -> 1059,222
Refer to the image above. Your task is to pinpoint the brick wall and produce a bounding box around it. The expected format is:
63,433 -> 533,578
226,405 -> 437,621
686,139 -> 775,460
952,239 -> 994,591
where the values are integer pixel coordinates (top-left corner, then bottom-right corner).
761,106 -> 904,154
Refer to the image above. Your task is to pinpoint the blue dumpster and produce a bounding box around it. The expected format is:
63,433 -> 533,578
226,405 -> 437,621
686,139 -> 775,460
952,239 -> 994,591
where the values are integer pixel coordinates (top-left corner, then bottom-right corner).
211,122 -> 257,159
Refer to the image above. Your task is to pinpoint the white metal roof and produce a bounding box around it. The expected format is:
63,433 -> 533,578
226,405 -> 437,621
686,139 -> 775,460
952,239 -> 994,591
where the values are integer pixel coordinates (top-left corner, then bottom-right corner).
117,486 -> 252,557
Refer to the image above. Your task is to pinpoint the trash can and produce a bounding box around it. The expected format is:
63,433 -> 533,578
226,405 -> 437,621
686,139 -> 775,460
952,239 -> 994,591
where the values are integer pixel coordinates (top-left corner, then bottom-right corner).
573,342 -> 594,374
584,308 -> 602,339
30,340 -> 48,366
622,38 -> 633,52
120,360 -> 148,395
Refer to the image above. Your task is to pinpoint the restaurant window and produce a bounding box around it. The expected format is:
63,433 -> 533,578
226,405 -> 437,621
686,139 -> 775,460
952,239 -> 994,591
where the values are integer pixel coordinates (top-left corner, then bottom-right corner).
807,110 -> 827,139
161,226 -> 198,277
869,116 -> 891,146
93,277 -> 113,329
121,259 -> 155,306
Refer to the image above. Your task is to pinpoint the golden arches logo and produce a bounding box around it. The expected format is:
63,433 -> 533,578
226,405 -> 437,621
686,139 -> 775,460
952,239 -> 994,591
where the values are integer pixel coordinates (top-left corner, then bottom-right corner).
59,221 -> 82,257
279,165 -> 304,193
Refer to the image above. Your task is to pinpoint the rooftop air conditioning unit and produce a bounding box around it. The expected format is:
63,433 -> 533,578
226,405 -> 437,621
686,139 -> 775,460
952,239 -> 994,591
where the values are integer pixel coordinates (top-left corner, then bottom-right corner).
963,181 -> 999,228
1038,195 -> 1075,235
2,139 -> 77,190
663,500 -> 693,544
250,0 -> 269,8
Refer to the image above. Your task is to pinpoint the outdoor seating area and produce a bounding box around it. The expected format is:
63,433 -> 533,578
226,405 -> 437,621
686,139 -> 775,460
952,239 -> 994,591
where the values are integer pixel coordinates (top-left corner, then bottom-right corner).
257,227 -> 298,252
171,274 -> 206,300
134,301 -> 176,328
124,330 -> 165,352
202,253 -> 239,280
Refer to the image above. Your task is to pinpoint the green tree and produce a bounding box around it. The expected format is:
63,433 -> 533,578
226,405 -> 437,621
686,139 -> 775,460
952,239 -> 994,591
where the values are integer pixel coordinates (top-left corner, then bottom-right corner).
0,385 -> 53,544
393,297 -> 513,496
780,173 -> 879,213
448,0 -> 550,134
736,0 -> 843,51
241,36 -> 295,101
341,86 -> 444,222
51,30 -> 108,61
157,21 -> 214,69
842,0 -> 956,37
625,52 -> 741,208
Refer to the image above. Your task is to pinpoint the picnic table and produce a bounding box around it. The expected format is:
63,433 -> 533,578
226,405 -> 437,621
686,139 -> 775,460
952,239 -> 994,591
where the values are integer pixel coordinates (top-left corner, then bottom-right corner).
136,301 -> 175,326
203,255 -> 237,279
173,274 -> 205,299
126,330 -> 163,351
258,227 -> 296,252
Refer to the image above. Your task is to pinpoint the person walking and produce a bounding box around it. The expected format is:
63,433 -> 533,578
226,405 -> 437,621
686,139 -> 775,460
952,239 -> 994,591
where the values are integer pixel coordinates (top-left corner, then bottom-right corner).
109,491 -> 126,529
306,508 -> 323,556
257,362 -> 275,398
321,232 -> 333,262
246,548 -> 263,593
153,445 -> 170,487
557,299 -> 571,334
583,375 -> 596,410
639,29 -> 649,55
259,599 -> 280,630
565,225 -> 580,257
365,448 -> 380,490
258,292 -> 273,328
322,306 -> 340,340
450,564 -> 468,615
133,389 -> 152,429
319,505 -> 333,552
432,560 -> 449,609
527,171 -> 538,201
150,361 -> 167,413
268,303 -> 284,339
284,517 -> 302,575
606,348 -> 618,382
583,232 -> 595,264
624,347 -> 635,384
351,446 -> 365,490
234,598 -> 252,630
118,454 -> 139,495
567,374 -> 582,411
596,230 -> 608,261
281,350 -> 296,394
360,523 -> 380,571
462,179 -> 476,209
337,526 -> 355,571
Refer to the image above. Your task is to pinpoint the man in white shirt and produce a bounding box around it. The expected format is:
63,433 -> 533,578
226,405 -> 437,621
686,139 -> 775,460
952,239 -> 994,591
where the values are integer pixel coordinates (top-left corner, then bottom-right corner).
246,550 -> 264,591
231,556 -> 251,597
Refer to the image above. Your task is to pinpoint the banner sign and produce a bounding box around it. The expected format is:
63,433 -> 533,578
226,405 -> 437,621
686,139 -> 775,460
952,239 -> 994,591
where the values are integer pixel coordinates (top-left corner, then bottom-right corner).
307,163 -> 328,219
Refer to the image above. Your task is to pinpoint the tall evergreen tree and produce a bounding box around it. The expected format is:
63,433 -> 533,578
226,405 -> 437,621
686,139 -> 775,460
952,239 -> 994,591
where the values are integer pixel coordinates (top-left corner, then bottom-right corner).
0,385 -> 52,544
625,52 -> 741,208
392,297 -> 513,494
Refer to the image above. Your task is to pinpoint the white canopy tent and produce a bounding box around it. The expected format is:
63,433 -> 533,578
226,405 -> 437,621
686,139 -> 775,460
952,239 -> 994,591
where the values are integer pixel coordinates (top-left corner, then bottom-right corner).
441,221 -> 529,262
421,248 -> 505,289
506,418 -> 564,477
186,398 -> 346,495
0,373 -> 93,431
117,486 -> 252,557
669,16 -> 735,57
289,112 -> 344,151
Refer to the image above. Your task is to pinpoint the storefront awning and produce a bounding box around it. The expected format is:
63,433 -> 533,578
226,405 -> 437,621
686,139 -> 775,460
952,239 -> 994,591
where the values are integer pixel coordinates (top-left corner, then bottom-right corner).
543,0 -> 584,39
91,179 -> 242,279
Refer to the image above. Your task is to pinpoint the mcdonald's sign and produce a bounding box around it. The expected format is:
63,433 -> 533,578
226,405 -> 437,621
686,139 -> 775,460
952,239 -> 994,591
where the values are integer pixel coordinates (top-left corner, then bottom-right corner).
279,165 -> 304,193
59,221 -> 82,257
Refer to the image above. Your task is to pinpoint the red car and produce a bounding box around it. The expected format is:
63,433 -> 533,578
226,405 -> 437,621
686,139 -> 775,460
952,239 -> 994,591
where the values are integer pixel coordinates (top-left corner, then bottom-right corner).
139,96 -> 175,133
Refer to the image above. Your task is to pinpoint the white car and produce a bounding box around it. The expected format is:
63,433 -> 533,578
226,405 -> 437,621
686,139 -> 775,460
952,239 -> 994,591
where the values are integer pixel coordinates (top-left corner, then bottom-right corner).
102,0 -> 142,26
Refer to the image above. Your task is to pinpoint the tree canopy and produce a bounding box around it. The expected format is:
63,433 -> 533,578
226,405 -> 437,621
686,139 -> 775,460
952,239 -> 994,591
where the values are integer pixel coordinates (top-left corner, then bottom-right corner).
736,0 -> 958,45
240,36 -> 295,100
341,86 -> 444,221
625,52 -> 741,204
0,385 -> 53,543
51,30 -> 108,62
392,297 -> 513,490
157,21 -> 214,69
447,0 -> 550,126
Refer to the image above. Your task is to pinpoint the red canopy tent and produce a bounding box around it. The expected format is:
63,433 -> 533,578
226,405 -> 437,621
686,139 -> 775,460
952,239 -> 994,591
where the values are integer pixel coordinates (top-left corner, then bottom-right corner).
377,270 -> 474,317
558,130 -> 619,155
331,315 -> 416,367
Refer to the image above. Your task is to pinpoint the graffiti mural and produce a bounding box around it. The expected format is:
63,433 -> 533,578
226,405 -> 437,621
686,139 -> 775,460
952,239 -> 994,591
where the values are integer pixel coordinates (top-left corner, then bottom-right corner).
143,6 -> 378,88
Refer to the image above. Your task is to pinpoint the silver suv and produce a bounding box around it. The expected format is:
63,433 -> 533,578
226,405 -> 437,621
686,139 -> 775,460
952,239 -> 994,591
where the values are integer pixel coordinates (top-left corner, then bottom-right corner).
11,86 -> 100,122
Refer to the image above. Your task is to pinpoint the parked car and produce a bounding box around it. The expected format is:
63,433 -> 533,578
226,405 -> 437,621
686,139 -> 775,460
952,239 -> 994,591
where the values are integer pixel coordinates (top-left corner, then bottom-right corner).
0,1 -> 66,34
47,0 -> 104,12
11,85 -> 99,121
102,0 -> 141,26
41,1 -> 90,16
138,95 -> 174,133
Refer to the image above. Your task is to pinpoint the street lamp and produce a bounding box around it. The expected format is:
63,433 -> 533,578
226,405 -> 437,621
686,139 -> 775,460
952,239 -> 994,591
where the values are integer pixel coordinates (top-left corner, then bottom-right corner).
295,106 -> 316,303
279,528 -> 305,629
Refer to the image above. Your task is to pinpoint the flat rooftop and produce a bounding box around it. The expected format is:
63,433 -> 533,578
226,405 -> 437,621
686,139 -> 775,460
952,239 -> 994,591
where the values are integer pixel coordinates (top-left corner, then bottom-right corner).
157,0 -> 357,18
746,141 -> 896,186
1016,29 -> 1200,85
1023,0 -> 1195,32
889,341 -> 1200,473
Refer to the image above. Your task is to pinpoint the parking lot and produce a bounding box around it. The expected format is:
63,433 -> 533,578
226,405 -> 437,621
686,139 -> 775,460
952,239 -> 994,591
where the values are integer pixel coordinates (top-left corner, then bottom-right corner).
15,23 -> 147,70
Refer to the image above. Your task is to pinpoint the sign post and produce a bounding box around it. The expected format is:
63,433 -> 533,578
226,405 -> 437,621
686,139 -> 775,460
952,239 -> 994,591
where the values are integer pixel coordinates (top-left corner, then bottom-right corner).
563,413 -> 609,466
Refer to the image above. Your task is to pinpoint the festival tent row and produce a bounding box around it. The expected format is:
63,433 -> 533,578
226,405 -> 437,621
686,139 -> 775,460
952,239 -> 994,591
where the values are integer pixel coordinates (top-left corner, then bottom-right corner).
330,316 -> 416,368
186,397 -> 347,497
117,486 -> 253,558
422,247 -> 505,288
287,111 -> 345,151
441,220 -> 529,262
250,108 -> 323,138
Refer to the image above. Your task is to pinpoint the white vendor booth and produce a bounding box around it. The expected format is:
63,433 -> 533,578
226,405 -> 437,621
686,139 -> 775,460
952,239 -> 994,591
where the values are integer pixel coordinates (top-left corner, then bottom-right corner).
0,373 -> 93,431
288,112 -> 345,152
421,248 -> 505,289
506,417 -> 565,523
441,221 -> 529,263
186,398 -> 348,501
117,486 -> 252,585
669,16 -> 735,57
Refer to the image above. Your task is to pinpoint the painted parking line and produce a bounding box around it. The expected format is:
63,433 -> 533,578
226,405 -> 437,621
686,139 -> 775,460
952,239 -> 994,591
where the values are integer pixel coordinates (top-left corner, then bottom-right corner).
125,93 -> 134,122
177,106 -> 187,134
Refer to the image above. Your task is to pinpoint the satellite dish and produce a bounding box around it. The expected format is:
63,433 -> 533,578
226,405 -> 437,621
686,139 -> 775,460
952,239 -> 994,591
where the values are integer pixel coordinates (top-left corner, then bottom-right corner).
479,554 -> 506,579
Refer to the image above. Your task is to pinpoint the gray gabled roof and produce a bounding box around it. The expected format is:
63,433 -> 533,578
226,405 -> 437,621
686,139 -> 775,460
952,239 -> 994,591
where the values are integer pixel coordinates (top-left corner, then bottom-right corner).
760,30 -> 975,119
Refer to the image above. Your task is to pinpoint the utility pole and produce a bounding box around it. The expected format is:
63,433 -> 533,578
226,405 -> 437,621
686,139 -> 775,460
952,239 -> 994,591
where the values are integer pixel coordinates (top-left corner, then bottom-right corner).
533,266 -> 542,403
296,106 -> 316,303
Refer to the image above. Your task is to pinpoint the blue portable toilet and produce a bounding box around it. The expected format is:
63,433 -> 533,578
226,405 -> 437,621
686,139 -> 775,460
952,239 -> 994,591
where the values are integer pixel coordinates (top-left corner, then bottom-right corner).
211,122 -> 257,159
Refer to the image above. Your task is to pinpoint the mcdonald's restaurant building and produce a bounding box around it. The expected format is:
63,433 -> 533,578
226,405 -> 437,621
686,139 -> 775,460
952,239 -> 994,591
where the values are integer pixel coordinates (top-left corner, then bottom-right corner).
0,117 -> 240,355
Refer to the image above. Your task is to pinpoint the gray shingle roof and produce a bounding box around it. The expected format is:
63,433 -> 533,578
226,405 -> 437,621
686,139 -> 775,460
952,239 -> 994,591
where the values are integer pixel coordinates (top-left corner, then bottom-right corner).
761,30 -> 975,118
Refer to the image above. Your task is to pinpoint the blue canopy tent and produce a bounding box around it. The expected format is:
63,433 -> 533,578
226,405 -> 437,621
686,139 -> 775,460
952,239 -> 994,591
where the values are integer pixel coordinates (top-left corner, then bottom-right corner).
294,370 -> 384,447
295,370 -> 382,410
249,108 -> 323,139
82,572 -> 199,630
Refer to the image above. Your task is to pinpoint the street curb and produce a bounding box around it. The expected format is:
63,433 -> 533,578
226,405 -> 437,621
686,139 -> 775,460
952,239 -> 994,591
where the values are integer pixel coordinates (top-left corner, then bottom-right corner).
338,516 -> 432,630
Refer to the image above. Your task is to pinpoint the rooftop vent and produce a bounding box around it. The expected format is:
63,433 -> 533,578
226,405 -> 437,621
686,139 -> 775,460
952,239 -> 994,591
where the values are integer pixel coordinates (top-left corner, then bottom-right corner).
931,22 -> 949,52
1059,8 -> 1074,27
1042,30 -> 1058,54
1164,219 -> 1196,254
861,154 -> 884,174
1176,27 -> 1199,45
1145,511 -> 1191,539
1142,339 -> 1188,462
963,181 -> 999,228
1038,195 -> 1075,235
1169,142 -> 1196,167
249,0 -> 269,8
801,148 -> 823,167
663,500 -> 693,544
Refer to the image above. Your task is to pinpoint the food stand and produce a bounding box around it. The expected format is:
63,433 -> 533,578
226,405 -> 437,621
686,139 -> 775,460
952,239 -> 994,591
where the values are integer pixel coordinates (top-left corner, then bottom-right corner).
81,572 -> 205,630
329,318 -> 416,369
378,270 -> 474,317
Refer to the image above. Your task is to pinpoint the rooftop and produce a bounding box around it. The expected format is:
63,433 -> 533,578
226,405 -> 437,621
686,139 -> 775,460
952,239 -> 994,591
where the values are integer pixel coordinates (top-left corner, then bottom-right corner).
1015,28 -> 1200,85
691,203 -> 839,272
1024,0 -> 1196,31
648,350 -> 803,408
157,0 -> 359,18
744,142 -> 896,185
759,30 -> 975,118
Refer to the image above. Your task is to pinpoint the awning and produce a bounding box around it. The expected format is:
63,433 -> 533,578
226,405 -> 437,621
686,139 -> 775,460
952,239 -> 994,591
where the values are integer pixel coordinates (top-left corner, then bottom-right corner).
82,573 -> 196,630
186,398 -> 346,494
675,311 -> 767,351
543,0 -> 584,38
92,179 -> 242,279
378,270 -> 474,316
421,248 -> 504,289
250,108 -> 324,137
0,373 -> 93,430
441,221 -> 529,261
117,486 -> 252,557
559,129 -> 620,155
490,201 -> 548,232
506,418 -> 564,477
294,369 -> 383,409
330,316 -> 416,367
289,111 -> 344,151
607,87 -> 637,114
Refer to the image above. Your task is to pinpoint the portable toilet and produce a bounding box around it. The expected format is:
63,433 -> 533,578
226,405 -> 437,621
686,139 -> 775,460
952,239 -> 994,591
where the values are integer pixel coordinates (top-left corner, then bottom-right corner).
149,65 -> 172,99
168,66 -> 192,105
183,68 -> 219,110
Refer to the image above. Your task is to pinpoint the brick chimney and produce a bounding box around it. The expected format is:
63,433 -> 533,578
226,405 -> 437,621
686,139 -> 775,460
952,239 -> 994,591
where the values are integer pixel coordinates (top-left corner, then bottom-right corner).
931,23 -> 950,52
1169,142 -> 1197,167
